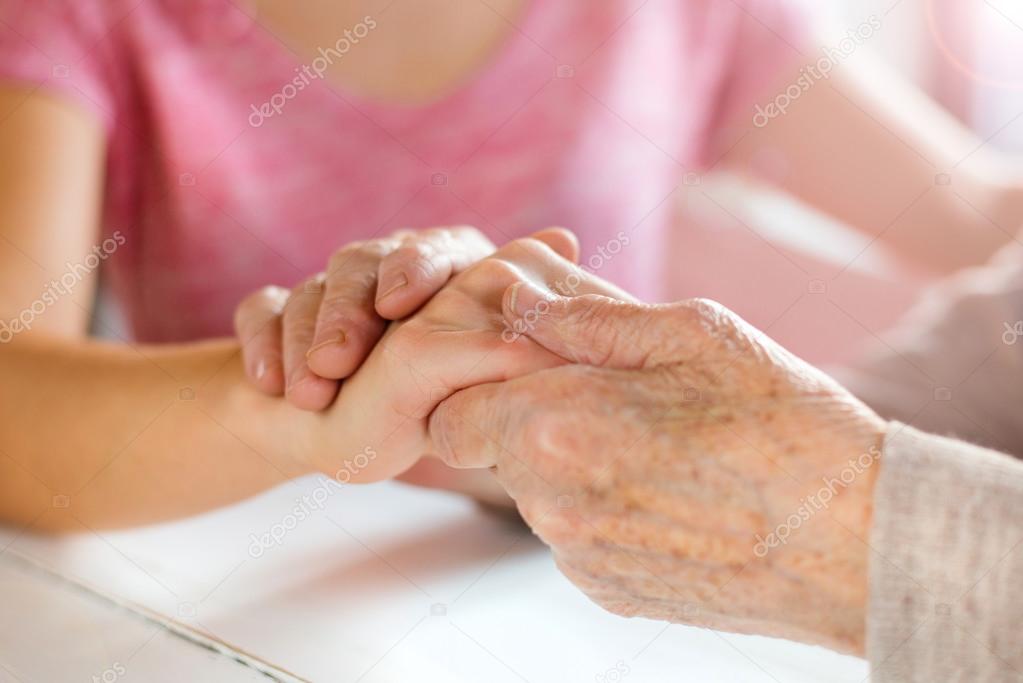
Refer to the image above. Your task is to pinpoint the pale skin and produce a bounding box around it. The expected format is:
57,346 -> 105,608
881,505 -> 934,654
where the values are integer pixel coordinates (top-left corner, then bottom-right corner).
0,0 -> 1020,531
0,233 -> 619,530
428,286 -> 886,655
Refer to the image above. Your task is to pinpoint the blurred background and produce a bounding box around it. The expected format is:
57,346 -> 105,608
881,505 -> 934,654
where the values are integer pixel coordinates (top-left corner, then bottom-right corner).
72,0 -> 1023,369
672,0 -> 1023,367
800,0 -> 1023,148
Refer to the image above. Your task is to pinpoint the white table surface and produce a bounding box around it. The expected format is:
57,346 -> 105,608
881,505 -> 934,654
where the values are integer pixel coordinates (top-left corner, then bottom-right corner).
0,552 -> 277,682
0,477 -> 868,682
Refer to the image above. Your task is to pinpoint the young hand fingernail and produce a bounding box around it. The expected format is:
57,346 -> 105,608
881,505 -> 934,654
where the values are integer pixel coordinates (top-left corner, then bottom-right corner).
306,331 -> 347,359
377,272 -> 409,302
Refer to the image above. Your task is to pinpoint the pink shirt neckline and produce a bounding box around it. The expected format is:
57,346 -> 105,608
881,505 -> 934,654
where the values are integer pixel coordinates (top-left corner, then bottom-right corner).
247,0 -> 547,119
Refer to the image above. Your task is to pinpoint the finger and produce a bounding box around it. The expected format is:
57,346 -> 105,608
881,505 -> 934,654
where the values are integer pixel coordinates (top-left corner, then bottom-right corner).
394,457 -> 514,509
429,380 -> 553,508
282,275 -> 340,410
494,237 -> 636,301
233,285 -> 288,395
528,227 -> 579,263
307,241 -> 396,380
503,283 -> 720,369
429,381 -> 516,470
375,226 -> 496,319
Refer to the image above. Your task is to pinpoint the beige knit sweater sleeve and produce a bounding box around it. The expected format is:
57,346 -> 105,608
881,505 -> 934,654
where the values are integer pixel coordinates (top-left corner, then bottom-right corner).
838,237 -> 1023,680
868,423 -> 1023,681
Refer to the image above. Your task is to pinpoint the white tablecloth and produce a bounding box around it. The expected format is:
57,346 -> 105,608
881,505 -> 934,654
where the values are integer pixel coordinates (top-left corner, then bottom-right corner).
0,477 -> 868,682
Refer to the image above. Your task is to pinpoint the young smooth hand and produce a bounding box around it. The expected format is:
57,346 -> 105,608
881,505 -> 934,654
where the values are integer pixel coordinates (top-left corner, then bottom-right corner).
233,226 -> 501,410
303,230 -> 634,486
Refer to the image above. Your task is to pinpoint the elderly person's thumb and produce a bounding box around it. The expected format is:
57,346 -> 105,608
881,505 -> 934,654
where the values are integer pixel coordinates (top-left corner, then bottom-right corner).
502,281 -> 712,369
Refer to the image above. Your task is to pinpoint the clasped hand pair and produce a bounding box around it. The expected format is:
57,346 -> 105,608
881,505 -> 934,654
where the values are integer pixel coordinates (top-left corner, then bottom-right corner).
234,226 -> 884,654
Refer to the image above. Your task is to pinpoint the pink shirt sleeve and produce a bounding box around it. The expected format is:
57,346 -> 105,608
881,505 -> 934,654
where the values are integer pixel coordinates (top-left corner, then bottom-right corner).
0,0 -> 122,129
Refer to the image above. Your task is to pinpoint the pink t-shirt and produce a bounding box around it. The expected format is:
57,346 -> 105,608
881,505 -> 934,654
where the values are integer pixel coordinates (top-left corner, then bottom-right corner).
0,0 -> 802,342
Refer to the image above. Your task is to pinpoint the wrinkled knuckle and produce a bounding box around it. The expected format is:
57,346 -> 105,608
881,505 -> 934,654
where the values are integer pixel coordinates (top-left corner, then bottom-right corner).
289,274 -> 324,301
337,265 -> 381,294
257,284 -> 288,302
677,297 -> 753,357
517,409 -> 594,485
390,243 -> 438,280
520,410 -> 570,459
329,240 -> 390,271
358,239 -> 396,259
565,296 -> 619,352
333,240 -> 367,259
679,297 -> 728,331
318,296 -> 378,332
327,246 -> 359,273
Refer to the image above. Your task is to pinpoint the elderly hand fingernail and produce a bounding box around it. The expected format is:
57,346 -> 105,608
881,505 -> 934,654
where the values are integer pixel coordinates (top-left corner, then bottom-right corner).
255,357 -> 267,380
508,280 -> 550,317
378,272 -> 408,301
306,331 -> 347,359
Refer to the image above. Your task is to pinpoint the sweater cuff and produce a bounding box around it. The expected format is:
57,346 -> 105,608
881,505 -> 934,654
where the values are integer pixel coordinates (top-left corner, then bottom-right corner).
867,422 -> 1023,681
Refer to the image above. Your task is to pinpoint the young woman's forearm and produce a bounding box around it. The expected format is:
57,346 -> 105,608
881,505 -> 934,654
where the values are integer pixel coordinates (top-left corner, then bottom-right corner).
723,59 -> 1023,273
0,337 -> 322,532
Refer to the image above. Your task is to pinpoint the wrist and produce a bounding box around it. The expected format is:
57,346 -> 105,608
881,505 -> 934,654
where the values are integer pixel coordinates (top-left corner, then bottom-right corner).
822,411 -> 887,655
197,343 -> 319,479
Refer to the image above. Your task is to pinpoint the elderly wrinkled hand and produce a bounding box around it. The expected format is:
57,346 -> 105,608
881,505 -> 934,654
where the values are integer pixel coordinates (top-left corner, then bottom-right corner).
429,285 -> 886,654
